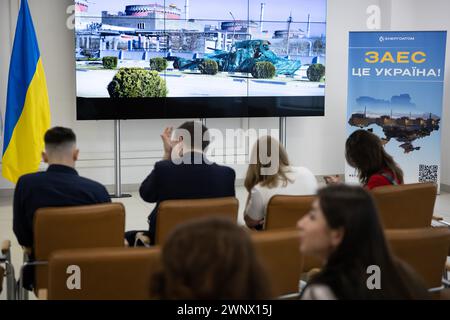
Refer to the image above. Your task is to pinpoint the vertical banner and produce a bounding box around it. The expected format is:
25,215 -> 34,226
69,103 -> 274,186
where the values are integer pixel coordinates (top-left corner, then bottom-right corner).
346,31 -> 447,187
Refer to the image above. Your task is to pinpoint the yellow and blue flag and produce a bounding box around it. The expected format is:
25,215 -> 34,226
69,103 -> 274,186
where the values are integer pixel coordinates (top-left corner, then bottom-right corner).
2,0 -> 51,184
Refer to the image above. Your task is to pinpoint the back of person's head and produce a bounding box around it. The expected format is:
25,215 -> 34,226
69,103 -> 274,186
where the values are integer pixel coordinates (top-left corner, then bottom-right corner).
244,136 -> 291,192
345,130 -> 404,185
175,121 -> 210,152
152,217 -> 272,300
43,127 -> 78,165
298,184 -> 428,299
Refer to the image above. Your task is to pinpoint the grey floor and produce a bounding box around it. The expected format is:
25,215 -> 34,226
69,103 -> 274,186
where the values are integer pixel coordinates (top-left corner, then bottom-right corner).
1,186 -> 450,300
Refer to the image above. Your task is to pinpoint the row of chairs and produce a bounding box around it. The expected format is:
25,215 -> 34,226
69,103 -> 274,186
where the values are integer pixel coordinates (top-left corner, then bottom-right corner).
266,182 -> 450,287
32,227 -> 450,299
44,229 -> 302,300
1,182 -> 449,299
3,199 -> 238,299
266,182 -> 442,230
136,182 -> 444,247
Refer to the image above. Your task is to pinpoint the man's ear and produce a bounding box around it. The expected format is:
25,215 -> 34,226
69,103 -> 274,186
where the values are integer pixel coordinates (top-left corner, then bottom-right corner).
73,149 -> 80,161
42,151 -> 49,163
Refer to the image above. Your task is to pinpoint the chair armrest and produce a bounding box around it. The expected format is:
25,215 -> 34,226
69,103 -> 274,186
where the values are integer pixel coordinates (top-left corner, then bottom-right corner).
1,240 -> 11,255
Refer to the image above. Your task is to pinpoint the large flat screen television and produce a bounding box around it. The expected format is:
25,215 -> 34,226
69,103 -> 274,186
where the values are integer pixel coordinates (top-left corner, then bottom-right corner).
74,0 -> 326,119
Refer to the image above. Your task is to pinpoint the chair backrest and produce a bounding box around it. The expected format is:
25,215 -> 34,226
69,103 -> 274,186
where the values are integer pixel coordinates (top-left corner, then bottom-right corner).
386,227 -> 450,290
371,183 -> 437,229
34,203 -> 126,292
265,195 -> 315,230
155,197 -> 239,245
251,229 -> 304,298
48,247 -> 161,300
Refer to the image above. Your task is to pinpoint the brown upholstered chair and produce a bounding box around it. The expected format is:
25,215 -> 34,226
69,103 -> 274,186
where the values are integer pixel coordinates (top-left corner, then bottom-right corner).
251,229 -> 304,298
371,183 -> 437,229
265,195 -> 315,230
19,203 -> 126,299
386,227 -> 450,293
264,195 -> 321,277
47,247 -> 161,300
155,197 -> 239,245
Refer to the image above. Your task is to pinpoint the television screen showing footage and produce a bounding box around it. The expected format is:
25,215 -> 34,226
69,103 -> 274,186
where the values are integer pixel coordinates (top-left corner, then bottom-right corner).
75,0 -> 326,119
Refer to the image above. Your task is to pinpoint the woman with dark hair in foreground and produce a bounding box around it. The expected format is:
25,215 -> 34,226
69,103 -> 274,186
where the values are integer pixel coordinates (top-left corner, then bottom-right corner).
298,185 -> 429,300
152,217 -> 272,300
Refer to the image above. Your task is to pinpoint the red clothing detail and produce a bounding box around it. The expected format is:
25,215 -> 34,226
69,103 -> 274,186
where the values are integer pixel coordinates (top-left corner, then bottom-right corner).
366,169 -> 400,190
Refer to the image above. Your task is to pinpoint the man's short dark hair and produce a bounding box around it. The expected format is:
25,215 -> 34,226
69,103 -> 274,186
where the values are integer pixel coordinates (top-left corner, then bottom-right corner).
44,127 -> 76,147
177,121 -> 210,151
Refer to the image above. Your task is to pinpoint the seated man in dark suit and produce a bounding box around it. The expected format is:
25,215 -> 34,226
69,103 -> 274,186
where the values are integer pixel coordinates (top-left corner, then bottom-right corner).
126,121 -> 236,245
13,127 -> 111,289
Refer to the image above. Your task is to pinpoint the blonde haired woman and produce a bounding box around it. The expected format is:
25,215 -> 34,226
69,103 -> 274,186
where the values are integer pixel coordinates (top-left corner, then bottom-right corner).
244,136 -> 318,229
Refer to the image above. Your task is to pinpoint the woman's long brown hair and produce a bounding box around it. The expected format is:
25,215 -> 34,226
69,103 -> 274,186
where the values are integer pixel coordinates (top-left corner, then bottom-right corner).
345,130 -> 404,185
305,185 -> 429,300
244,136 -> 293,193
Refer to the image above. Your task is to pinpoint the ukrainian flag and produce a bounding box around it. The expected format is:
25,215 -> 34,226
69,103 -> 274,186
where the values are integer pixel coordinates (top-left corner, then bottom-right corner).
2,0 -> 51,184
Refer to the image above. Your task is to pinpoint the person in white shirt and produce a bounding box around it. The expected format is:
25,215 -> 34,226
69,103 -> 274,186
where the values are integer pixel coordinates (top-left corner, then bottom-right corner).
243,136 -> 318,229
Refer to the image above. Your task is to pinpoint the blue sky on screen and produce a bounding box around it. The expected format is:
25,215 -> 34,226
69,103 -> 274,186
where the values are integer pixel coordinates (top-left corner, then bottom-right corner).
86,0 -> 327,22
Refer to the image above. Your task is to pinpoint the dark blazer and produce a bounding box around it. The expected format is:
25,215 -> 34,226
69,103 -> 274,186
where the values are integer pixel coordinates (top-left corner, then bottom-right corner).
139,152 -> 236,242
13,164 -> 111,248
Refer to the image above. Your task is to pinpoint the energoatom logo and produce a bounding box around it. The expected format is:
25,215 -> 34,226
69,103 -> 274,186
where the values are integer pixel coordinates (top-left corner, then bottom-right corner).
379,36 -> 415,42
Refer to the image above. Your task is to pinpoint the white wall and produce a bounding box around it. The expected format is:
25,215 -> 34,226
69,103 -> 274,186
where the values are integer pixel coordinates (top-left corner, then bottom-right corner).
287,0 -> 391,177
0,0 -> 449,190
387,0 -> 450,185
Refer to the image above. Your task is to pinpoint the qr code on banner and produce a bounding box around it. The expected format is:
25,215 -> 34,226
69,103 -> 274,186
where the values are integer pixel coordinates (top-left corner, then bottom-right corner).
418,164 -> 438,183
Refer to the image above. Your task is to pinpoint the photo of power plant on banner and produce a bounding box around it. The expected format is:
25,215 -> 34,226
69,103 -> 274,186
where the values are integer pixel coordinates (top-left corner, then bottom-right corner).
348,94 -> 441,155
74,0 -> 326,98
